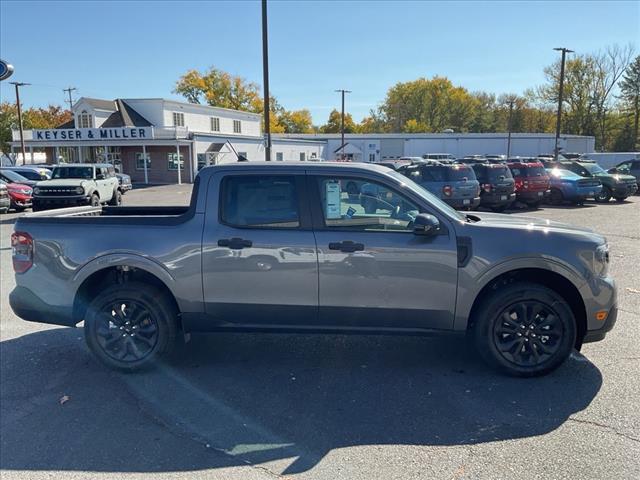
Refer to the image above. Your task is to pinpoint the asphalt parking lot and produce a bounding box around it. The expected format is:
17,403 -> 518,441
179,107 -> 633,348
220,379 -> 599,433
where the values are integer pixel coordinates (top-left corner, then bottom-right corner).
1,185 -> 639,480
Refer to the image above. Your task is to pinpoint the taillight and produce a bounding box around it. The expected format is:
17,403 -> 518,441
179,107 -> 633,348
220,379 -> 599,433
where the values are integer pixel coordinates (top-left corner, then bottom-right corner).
522,180 -> 529,190
482,183 -> 492,193
11,231 -> 33,273
442,185 -> 452,197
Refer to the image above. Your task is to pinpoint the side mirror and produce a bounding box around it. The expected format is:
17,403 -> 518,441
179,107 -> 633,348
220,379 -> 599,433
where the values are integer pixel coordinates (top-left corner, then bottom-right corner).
96,173 -> 105,180
413,213 -> 440,236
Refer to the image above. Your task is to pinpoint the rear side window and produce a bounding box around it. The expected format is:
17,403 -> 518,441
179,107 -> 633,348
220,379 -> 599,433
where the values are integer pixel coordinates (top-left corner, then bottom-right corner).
485,166 -> 513,180
524,166 -> 547,177
221,175 -> 300,228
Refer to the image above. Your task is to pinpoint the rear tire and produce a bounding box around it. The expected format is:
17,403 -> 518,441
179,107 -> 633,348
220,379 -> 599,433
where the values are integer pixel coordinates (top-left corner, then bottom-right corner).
84,282 -> 178,372
472,281 -> 576,377
549,188 -> 563,205
595,187 -> 611,203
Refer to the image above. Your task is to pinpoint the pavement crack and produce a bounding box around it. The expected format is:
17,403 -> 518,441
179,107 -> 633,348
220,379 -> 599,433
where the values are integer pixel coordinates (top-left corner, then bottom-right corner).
567,417 -> 640,443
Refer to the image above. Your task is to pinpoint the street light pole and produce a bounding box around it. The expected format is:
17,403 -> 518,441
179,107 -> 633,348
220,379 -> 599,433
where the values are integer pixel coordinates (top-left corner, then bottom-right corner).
335,89 -> 351,160
10,82 -> 30,165
506,99 -> 515,158
261,0 -> 271,161
553,47 -> 573,161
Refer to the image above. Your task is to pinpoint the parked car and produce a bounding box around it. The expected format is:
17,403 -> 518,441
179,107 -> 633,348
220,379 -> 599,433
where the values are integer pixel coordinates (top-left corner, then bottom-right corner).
32,163 -> 122,211
0,182 -> 10,213
506,159 -> 550,207
545,168 -> 602,205
398,162 -> 481,209
608,159 -> 640,190
1,180 -> 33,212
558,161 -> 638,202
470,163 -> 516,212
374,159 -> 412,170
9,162 -> 617,377
0,168 -> 38,188
422,153 -> 457,164
484,155 -> 507,163
116,173 -> 133,193
0,166 -> 52,181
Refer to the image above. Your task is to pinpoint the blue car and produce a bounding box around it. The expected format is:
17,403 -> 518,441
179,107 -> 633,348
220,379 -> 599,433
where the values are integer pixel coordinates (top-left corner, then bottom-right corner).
546,168 -> 602,205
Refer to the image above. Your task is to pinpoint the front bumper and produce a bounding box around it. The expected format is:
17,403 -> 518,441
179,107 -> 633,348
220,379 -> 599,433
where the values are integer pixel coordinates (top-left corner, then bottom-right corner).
9,286 -> 76,327
33,195 -> 91,208
611,183 -> 638,198
583,304 -> 618,343
582,275 -> 617,344
444,196 -> 481,209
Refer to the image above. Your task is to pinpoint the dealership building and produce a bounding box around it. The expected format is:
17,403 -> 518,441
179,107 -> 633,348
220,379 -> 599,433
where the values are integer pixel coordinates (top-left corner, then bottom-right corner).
9,97 -> 325,184
10,96 -> 596,184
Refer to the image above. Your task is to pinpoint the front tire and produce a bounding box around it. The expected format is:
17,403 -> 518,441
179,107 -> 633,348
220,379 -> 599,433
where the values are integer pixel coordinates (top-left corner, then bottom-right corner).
614,196 -> 626,203
109,189 -> 122,206
472,282 -> 576,377
549,188 -> 563,205
84,282 -> 178,371
90,193 -> 100,207
595,187 -> 612,203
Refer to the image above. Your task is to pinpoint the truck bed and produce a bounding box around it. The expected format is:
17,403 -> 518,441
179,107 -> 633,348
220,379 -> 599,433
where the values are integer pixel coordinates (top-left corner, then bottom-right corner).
18,205 -> 194,225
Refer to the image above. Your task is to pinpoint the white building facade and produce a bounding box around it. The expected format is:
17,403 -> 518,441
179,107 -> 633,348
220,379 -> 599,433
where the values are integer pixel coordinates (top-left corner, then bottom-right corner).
11,97 -> 325,184
276,133 -> 596,162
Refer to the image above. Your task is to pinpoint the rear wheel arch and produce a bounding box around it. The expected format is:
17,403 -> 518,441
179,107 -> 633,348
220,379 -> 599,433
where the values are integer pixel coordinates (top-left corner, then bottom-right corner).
467,268 -> 587,348
73,265 -> 181,330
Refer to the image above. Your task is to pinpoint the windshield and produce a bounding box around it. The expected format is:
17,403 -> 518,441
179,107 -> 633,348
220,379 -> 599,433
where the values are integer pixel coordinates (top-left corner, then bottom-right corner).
548,168 -> 582,179
0,169 -> 30,183
52,167 -> 94,179
386,169 -> 466,221
581,163 -> 608,175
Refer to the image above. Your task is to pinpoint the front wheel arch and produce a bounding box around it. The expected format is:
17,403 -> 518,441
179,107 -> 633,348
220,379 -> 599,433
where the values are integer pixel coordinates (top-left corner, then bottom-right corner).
467,268 -> 587,349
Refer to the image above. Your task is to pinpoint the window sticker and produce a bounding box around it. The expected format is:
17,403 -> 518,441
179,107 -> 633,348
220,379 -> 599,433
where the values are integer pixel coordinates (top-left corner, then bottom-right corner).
345,206 -> 356,218
325,181 -> 342,219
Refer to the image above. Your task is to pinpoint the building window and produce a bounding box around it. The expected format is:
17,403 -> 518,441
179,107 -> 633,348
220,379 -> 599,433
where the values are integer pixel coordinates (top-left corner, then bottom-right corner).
172,112 -> 185,127
299,152 -> 306,161
167,152 -> 184,170
136,152 -> 151,170
233,120 -> 242,133
368,143 -> 376,149
276,152 -> 284,161
210,117 -> 220,132
78,110 -> 93,128
369,153 -> 376,162
237,152 -> 248,161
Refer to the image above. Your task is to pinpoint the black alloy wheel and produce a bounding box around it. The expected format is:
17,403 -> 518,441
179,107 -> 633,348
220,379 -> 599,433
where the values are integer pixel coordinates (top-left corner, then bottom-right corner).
493,301 -> 562,367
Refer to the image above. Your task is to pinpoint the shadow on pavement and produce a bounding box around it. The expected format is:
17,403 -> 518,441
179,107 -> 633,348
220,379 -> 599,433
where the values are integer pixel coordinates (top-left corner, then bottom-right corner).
0,328 -> 602,475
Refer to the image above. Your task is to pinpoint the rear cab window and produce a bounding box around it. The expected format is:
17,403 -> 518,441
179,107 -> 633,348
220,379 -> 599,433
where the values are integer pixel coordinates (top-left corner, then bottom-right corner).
220,175 -> 301,228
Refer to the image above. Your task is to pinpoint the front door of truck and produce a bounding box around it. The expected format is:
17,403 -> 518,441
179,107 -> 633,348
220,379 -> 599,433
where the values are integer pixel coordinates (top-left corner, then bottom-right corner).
202,171 -> 319,326
308,172 -> 459,331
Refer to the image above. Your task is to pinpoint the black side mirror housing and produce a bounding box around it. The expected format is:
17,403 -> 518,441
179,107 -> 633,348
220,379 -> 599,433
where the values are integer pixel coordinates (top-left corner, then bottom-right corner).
413,213 -> 441,236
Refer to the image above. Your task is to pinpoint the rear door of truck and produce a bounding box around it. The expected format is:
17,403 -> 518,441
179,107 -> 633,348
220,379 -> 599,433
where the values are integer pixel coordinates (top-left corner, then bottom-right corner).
201,169 -> 319,326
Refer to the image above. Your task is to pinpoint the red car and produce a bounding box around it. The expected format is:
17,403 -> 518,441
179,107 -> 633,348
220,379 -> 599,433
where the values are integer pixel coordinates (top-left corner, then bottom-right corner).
506,159 -> 550,208
0,180 -> 33,212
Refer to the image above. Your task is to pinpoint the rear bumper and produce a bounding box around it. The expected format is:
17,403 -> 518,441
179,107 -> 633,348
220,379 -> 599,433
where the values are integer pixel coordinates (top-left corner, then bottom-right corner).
516,190 -> 548,202
444,197 -> 481,209
480,192 -> 516,207
9,286 -> 77,327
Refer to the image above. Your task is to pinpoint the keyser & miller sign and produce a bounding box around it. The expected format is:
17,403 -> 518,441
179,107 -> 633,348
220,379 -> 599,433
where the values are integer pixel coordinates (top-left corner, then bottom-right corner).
32,127 -> 154,142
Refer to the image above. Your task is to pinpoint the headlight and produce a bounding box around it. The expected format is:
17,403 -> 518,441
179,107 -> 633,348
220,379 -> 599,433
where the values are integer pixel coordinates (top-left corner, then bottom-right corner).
594,244 -> 610,277
75,186 -> 84,195
33,187 -> 40,195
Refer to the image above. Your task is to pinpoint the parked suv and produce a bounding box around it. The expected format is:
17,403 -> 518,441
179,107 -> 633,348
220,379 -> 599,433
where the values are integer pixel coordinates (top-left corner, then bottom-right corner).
506,159 -> 550,207
398,162 -> 481,209
470,163 -> 516,212
0,166 -> 51,181
545,168 -> 602,205
608,160 -> 640,190
558,161 -> 637,202
32,163 -> 122,211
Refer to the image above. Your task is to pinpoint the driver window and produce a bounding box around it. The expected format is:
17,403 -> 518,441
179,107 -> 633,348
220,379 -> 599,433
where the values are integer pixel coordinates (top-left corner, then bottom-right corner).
316,176 -> 420,232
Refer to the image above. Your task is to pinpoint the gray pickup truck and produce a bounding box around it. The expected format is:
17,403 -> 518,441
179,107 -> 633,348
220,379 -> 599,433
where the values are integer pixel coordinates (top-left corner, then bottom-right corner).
10,162 -> 617,376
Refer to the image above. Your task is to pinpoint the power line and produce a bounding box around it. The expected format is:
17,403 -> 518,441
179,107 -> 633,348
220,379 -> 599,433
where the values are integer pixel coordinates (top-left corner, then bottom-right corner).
63,86 -> 77,109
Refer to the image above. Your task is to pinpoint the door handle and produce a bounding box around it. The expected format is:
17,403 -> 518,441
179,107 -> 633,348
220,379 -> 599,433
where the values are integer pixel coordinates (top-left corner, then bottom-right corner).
218,237 -> 253,249
328,241 -> 365,253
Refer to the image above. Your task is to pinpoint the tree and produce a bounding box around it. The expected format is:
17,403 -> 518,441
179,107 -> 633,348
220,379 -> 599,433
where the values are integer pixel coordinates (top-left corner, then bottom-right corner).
358,113 -> 387,133
174,67 -> 262,112
278,109 -> 314,133
320,109 -> 357,134
0,103 -> 71,153
619,55 -> 640,149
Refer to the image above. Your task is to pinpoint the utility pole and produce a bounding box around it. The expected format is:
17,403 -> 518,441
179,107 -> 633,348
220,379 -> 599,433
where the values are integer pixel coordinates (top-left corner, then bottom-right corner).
335,89 -> 351,160
63,86 -> 77,109
261,0 -> 271,161
506,99 -> 515,159
10,82 -> 30,165
553,47 -> 574,161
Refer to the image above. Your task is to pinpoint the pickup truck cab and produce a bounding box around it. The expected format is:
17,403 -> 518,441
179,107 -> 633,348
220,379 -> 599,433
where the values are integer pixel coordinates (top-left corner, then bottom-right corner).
32,163 -> 122,211
10,163 -> 617,377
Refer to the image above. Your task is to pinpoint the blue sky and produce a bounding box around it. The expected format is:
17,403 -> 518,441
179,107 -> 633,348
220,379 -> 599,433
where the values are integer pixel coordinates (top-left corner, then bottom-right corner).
1,0 -> 638,124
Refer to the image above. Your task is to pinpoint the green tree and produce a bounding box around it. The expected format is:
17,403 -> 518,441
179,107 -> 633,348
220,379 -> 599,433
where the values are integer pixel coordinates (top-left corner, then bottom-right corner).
321,109 -> 357,134
278,109 -> 314,133
0,103 -> 71,153
619,55 -> 640,149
